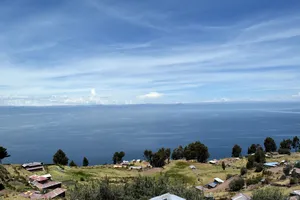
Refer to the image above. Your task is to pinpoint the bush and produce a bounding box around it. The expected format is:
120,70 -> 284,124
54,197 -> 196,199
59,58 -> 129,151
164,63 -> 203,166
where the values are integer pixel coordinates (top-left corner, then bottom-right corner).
254,163 -> 263,172
252,187 -> 288,200
290,177 -> 298,185
240,167 -> 247,176
295,161 -> 300,168
229,177 -> 244,191
226,174 -> 235,180
278,148 -> 291,155
246,155 -> 255,169
232,144 -> 242,157
80,177 -> 85,181
283,164 -> 292,176
70,175 -> 205,200
246,175 -> 262,185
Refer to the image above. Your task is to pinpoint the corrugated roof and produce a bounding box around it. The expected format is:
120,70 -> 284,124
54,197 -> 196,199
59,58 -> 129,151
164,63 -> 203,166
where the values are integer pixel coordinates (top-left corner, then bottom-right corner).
32,181 -> 61,190
214,178 -> 224,183
29,175 -> 48,182
22,162 -> 43,168
207,182 -> 217,188
231,193 -> 251,200
150,193 -> 186,200
43,188 -> 66,199
26,166 -> 44,171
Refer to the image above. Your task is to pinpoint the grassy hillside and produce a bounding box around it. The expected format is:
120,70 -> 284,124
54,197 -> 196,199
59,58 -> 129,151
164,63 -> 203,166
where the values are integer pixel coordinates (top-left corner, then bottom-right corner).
1,152 -> 300,199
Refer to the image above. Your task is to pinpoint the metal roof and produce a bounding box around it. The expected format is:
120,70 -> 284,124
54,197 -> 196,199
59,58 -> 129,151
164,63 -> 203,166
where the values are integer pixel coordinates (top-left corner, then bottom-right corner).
29,175 -> 48,182
214,178 -> 224,183
207,182 -> 217,188
22,162 -> 43,168
231,193 -> 251,200
43,188 -> 66,199
150,193 -> 186,200
32,181 -> 62,190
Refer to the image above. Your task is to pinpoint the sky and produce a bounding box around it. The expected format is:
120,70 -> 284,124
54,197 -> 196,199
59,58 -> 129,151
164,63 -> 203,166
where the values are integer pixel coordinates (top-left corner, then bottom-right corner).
0,0 -> 300,105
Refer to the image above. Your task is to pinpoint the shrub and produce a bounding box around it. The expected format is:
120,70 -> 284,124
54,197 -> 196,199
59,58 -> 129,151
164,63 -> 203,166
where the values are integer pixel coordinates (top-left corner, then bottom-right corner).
240,167 -> 247,176
254,163 -> 263,172
80,177 -> 85,181
252,187 -> 288,200
246,175 -> 262,185
283,164 -> 292,176
70,175 -> 205,200
222,161 -> 226,170
246,155 -> 255,169
232,144 -> 242,157
229,177 -> 244,191
278,148 -> 291,155
295,161 -> 300,168
226,174 -> 235,180
290,177 -> 298,185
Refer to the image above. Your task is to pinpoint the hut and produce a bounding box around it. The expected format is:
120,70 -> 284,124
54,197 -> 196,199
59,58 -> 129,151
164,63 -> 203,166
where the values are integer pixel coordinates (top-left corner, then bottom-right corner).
22,162 -> 44,172
231,193 -> 251,200
150,193 -> 186,200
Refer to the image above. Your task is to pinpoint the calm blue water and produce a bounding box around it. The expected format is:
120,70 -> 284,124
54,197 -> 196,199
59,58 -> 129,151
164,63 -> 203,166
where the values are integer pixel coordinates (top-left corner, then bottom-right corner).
1,102 -> 300,165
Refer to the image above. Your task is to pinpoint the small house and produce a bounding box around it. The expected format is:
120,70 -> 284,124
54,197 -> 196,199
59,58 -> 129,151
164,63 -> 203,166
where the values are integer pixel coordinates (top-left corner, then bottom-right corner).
290,190 -> 300,196
32,180 -> 62,191
231,193 -> 251,200
129,166 -> 142,170
195,186 -> 207,192
263,162 -> 279,167
22,162 -> 44,172
189,165 -> 196,170
207,182 -> 217,189
214,178 -> 224,184
150,193 -> 186,200
43,188 -> 66,199
121,161 -> 130,166
209,160 -> 217,164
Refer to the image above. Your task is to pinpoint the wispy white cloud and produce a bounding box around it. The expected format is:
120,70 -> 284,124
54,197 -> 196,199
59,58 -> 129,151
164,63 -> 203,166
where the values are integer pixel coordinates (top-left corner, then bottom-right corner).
0,1 -> 300,105
138,92 -> 163,99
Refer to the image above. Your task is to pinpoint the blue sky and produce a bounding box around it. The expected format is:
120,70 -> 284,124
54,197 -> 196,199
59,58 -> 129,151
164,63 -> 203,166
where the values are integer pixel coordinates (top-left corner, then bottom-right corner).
0,0 -> 300,105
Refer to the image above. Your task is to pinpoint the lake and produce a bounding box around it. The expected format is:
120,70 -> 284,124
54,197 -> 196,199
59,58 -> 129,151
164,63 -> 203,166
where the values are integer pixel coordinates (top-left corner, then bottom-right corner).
1,102 -> 300,165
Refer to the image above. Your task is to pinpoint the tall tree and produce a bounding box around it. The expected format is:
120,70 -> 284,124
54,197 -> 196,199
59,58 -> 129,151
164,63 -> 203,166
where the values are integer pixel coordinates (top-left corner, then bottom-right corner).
83,157 -> 89,166
232,144 -> 242,157
292,136 -> 300,152
165,148 -> 171,163
222,161 -> 226,170
53,149 -> 69,165
69,160 -> 77,167
171,145 -> 184,160
280,139 -> 292,150
0,146 -> 10,163
247,144 -> 260,154
183,141 -> 210,163
112,151 -> 125,164
264,137 -> 277,152
143,150 -> 153,162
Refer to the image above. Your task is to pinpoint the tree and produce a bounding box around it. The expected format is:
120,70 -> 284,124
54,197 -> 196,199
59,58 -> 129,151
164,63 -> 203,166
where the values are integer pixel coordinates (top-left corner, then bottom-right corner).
171,146 -> 184,160
264,137 -> 277,152
165,148 -> 171,163
254,147 -> 265,163
292,136 -> 300,152
283,164 -> 292,176
232,144 -> 242,157
252,187 -> 287,200
83,157 -> 89,166
0,146 -> 10,163
143,150 -> 153,162
280,139 -> 292,150
183,141 -> 210,163
222,161 -> 226,170
247,144 -> 259,154
53,149 -> 69,165
69,160 -> 77,167
240,167 -> 247,176
150,148 -> 171,167
229,177 -> 244,191
113,151 -> 125,164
